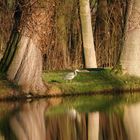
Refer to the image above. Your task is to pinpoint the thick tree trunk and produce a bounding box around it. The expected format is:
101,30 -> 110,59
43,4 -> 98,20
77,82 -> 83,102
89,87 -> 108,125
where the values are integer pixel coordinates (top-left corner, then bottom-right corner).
0,1 -> 48,94
120,0 -> 140,76
7,35 -> 46,94
79,0 -> 97,68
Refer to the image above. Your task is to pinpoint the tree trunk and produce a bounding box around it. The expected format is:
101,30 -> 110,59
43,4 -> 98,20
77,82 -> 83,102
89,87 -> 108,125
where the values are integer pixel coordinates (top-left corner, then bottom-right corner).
7,35 -> 46,94
79,0 -> 97,68
120,0 -> 140,76
0,1 -> 48,94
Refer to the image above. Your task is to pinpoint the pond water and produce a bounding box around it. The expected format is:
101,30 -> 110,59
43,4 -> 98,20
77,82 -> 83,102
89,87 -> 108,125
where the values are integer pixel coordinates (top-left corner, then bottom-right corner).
0,93 -> 140,140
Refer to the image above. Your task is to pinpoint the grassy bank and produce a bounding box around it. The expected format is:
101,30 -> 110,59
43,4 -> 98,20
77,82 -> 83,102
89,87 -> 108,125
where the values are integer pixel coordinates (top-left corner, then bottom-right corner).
43,69 -> 140,95
0,68 -> 140,99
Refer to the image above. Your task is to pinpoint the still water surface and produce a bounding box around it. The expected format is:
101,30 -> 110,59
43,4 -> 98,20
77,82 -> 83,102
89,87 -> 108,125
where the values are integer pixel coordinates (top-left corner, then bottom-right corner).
0,93 -> 140,140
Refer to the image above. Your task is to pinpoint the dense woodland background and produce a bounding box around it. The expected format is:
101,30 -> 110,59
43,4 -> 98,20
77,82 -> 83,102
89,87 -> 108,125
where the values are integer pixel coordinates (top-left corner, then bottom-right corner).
0,0 -> 127,70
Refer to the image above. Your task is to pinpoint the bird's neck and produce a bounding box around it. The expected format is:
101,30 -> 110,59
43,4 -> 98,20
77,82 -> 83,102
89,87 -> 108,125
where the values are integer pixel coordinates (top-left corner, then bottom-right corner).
74,71 -> 77,76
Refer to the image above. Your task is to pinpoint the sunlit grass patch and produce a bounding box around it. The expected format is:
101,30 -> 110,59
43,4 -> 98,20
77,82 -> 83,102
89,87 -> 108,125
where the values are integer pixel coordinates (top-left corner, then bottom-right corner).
43,69 -> 140,94
0,68 -> 139,98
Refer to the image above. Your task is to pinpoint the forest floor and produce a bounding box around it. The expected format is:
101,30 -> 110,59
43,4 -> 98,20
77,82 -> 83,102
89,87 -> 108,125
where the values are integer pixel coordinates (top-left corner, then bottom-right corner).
0,68 -> 140,100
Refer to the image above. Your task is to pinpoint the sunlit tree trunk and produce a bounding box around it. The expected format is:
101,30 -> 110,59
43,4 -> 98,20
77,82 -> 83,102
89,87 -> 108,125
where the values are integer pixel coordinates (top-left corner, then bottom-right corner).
79,0 -> 97,68
0,0 -> 48,94
88,112 -> 99,140
120,0 -> 140,76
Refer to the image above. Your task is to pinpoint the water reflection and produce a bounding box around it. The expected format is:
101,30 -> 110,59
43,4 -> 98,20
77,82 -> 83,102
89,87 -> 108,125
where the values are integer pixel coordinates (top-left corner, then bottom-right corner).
88,112 -> 99,140
124,103 -> 140,140
99,112 -> 127,140
46,109 -> 87,140
10,101 -> 47,140
0,94 -> 140,140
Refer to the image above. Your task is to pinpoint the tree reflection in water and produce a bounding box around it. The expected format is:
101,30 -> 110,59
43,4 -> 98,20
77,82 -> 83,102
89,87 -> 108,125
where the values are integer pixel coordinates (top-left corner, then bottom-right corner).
99,113 -> 127,140
45,109 -> 87,140
9,99 -> 96,140
0,99 -> 138,140
10,100 -> 47,140
124,103 -> 140,140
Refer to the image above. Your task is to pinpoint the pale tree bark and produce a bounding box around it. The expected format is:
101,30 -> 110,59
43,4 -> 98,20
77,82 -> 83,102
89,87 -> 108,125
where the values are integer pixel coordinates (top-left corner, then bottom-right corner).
120,0 -> 140,76
124,103 -> 140,140
88,112 -> 99,140
6,34 -> 46,94
79,0 -> 97,68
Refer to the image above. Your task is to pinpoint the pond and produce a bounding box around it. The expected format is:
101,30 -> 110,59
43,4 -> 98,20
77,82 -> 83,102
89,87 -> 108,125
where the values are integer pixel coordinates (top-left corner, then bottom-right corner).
0,92 -> 140,140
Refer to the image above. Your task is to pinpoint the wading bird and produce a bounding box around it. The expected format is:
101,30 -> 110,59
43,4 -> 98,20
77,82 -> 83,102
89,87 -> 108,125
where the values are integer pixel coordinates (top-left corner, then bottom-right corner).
64,69 -> 79,81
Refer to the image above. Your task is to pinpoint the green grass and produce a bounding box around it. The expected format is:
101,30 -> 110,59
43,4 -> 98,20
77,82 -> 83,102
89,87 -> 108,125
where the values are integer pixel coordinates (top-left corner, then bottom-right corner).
43,68 -> 140,94
0,68 -> 140,97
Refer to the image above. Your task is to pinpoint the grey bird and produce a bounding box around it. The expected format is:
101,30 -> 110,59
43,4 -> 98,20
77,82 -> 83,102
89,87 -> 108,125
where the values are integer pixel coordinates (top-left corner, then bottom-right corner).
64,69 -> 80,81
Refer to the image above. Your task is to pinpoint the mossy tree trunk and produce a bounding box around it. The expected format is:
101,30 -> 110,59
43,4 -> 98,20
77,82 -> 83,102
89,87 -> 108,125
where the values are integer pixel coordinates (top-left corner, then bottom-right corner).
120,0 -> 140,76
79,0 -> 97,68
0,0 -> 49,94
